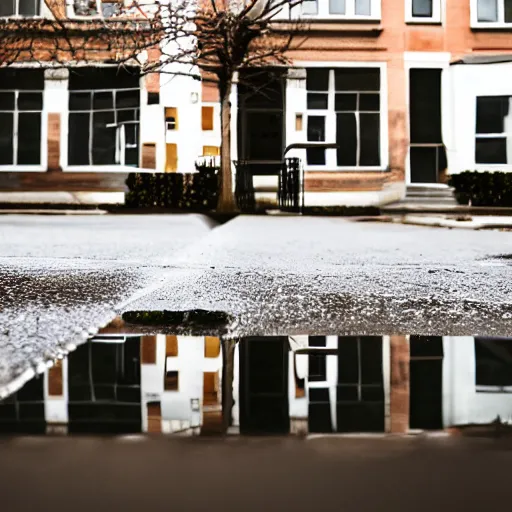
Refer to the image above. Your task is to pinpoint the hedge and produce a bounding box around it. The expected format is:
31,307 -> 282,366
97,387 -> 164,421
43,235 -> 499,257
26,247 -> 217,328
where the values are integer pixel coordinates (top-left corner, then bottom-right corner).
449,171 -> 512,207
125,160 -> 219,210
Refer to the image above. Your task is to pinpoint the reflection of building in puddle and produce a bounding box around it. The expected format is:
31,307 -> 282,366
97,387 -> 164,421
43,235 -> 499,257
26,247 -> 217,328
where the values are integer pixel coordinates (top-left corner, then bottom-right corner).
2,334 -> 512,435
0,334 -> 222,435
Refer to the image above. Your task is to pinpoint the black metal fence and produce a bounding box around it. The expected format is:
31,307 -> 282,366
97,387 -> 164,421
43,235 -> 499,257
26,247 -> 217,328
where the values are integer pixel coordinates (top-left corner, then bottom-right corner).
235,158 -> 304,213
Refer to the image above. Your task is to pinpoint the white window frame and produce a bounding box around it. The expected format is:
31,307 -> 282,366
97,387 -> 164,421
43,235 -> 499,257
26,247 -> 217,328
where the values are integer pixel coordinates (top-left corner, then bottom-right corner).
0,0 -> 42,17
63,85 -> 142,172
470,0 -> 512,29
405,0 -> 442,24
293,0 -> 381,21
0,87 -> 47,172
66,0 -> 122,19
297,61 -> 388,172
475,95 -> 512,165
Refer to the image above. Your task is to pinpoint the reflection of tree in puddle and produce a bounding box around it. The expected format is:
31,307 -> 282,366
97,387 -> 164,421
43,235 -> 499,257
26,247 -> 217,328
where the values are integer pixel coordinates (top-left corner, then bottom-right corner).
2,331 -> 512,437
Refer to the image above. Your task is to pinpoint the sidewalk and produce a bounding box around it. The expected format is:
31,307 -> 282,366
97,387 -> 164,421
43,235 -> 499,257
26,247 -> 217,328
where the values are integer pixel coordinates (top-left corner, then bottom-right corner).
0,192 -> 124,214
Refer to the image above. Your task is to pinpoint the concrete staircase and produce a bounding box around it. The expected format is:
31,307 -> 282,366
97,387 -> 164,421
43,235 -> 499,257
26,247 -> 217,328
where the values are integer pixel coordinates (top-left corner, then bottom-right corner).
403,185 -> 457,206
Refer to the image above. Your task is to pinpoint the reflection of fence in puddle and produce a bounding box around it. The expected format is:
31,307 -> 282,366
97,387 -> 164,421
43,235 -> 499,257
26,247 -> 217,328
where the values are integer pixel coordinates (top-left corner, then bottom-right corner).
2,334 -> 512,436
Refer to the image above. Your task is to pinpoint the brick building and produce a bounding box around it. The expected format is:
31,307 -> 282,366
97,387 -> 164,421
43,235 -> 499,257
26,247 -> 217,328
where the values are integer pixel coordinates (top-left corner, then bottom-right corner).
1,0 -> 512,206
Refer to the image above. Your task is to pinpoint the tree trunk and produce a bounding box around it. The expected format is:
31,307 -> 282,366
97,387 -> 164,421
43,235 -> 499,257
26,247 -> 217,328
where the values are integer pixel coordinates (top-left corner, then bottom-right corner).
221,338 -> 237,433
217,80 -> 238,213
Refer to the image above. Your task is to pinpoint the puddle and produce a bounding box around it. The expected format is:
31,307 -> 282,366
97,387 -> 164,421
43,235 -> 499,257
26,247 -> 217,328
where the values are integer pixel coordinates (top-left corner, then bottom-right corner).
3,331 -> 512,438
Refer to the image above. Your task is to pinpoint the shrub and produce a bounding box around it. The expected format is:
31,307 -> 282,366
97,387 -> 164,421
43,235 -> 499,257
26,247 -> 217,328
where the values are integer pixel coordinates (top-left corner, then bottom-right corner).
449,171 -> 512,207
125,160 -> 219,210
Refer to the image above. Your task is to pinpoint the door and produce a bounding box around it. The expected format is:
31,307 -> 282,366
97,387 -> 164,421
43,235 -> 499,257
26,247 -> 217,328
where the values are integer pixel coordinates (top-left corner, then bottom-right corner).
409,336 -> 443,430
409,69 -> 447,184
239,337 -> 290,434
238,70 -> 285,176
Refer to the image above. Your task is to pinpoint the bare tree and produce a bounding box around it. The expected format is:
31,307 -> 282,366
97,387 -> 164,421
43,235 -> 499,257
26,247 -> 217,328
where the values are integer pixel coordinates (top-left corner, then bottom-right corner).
0,0 -> 307,212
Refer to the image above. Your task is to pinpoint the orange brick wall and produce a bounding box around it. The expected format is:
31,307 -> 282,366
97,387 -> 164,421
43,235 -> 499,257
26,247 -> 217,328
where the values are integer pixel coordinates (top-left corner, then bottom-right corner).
390,335 -> 410,434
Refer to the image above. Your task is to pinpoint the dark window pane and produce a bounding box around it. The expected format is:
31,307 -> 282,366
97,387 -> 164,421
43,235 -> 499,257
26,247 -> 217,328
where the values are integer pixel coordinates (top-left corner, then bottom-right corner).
410,69 -> 442,143
329,0 -> 345,14
306,69 -> 329,91
124,124 -> 137,145
17,112 -> 41,165
0,112 -> 14,164
17,376 -> 44,401
309,388 -> 330,402
307,115 -> 325,141
478,0 -> 498,22
0,92 -> 15,110
410,336 -> 444,357
69,67 -> 140,90
475,337 -> 512,387
412,0 -> 433,17
0,69 -> 44,90
337,385 -> 359,401
92,111 -> 116,165
93,91 -> 114,110
336,113 -> 357,166
148,92 -> 160,105
68,112 -> 91,165
244,111 -> 283,161
359,93 -> 380,111
306,148 -> 325,165
359,113 -> 380,166
18,403 -> 45,420
360,337 -> 382,385
506,0 -> 512,22
309,354 -> 327,381
69,92 -> 91,111
338,336 -> 359,384
309,336 -> 327,347
335,93 -> 357,111
0,0 -> 15,16
475,137 -> 507,164
335,68 -> 380,92
361,386 -> 384,401
476,96 -> 509,134
18,92 -> 43,111
307,93 -> 328,110
125,148 -> 139,167
117,109 -> 137,123
116,90 -> 140,109
19,0 -> 39,16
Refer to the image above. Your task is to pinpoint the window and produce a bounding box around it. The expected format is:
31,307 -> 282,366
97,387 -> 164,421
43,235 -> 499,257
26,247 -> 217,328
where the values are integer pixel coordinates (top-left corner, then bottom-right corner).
164,371 -> 179,391
406,0 -> 442,23
305,66 -> 383,169
0,69 -> 44,167
475,96 -> 512,164
68,68 -> 140,168
472,0 -> 512,26
71,0 -> 122,18
299,0 -> 380,19
0,0 -> 40,16
308,336 -> 327,382
475,337 -> 512,390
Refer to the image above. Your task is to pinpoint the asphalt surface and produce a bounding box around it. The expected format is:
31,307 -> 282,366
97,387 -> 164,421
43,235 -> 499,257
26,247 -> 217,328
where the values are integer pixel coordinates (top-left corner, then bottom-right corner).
0,214 -> 215,393
1,435 -> 512,511
123,216 -> 512,337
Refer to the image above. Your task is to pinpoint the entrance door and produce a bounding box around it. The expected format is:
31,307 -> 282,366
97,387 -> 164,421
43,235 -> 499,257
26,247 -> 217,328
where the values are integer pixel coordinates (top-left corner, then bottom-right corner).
239,337 -> 290,435
409,336 -> 443,430
409,69 -> 447,184
238,70 -> 285,175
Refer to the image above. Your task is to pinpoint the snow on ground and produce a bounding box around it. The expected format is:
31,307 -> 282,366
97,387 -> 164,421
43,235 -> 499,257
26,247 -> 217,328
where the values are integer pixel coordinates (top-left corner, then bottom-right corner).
0,214 -> 215,391
122,216 -> 512,337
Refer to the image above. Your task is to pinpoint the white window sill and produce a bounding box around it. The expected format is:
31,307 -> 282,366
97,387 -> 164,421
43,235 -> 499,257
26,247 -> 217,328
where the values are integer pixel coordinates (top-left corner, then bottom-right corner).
405,18 -> 442,25
476,386 -> 512,393
471,22 -> 512,30
0,15 -> 44,19
473,164 -> 512,172
0,166 -> 46,172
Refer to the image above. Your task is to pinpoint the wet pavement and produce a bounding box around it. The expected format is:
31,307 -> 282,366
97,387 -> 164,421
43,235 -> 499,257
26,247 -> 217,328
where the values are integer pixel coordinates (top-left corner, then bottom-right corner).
0,215 -> 215,391
123,216 -> 512,337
